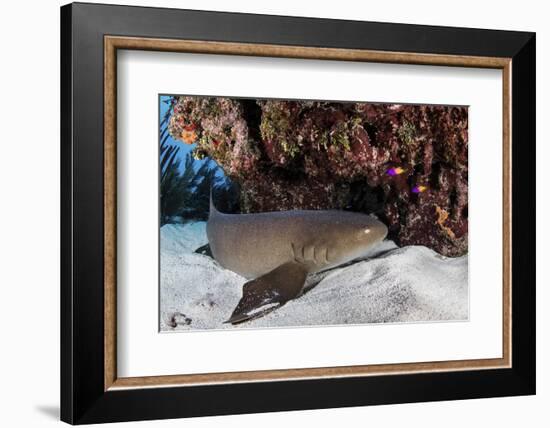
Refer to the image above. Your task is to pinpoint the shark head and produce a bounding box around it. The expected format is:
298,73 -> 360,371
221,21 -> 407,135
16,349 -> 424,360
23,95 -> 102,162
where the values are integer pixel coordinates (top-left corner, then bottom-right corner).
324,212 -> 388,266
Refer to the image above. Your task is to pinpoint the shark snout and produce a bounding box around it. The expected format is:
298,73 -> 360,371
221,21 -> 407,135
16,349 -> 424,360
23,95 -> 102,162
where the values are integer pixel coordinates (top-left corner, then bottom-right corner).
365,221 -> 388,243
357,216 -> 388,245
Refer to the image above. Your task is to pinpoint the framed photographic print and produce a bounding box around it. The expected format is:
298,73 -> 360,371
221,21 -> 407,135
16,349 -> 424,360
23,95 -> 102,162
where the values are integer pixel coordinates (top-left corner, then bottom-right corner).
60,2 -> 536,424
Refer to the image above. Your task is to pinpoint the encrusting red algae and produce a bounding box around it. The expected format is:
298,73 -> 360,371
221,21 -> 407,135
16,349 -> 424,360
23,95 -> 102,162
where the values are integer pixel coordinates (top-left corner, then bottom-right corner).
168,97 -> 468,257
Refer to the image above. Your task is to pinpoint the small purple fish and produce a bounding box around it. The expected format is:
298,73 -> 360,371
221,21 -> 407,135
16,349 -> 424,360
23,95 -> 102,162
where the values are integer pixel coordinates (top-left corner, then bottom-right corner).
386,167 -> 405,177
412,185 -> 428,194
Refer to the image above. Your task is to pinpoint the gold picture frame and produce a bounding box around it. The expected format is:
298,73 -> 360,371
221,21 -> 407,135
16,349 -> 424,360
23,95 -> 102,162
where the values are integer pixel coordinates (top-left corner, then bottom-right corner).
104,35 -> 512,391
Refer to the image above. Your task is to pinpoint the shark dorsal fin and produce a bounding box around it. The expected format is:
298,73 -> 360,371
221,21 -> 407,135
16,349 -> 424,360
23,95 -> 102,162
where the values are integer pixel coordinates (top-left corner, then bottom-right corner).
209,188 -> 220,218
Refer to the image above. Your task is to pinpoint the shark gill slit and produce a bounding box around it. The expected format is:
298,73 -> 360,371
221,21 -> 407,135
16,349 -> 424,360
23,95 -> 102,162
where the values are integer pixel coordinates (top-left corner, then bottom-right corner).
304,245 -> 314,262
313,246 -> 319,265
290,242 -> 300,262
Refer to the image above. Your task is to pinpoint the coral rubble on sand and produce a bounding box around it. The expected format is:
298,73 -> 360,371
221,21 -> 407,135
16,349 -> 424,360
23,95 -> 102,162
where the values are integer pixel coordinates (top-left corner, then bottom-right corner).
168,97 -> 468,256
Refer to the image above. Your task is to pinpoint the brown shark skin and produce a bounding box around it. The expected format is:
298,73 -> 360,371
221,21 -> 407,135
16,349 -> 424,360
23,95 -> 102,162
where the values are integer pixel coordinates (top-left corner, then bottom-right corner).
207,204 -> 388,279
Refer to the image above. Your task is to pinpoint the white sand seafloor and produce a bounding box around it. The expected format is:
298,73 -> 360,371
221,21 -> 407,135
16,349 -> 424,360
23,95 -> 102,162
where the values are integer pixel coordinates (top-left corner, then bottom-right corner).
160,222 -> 468,331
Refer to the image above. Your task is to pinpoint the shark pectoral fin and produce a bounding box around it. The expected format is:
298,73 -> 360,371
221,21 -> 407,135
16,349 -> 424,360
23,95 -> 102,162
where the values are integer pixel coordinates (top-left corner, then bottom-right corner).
226,262 -> 308,325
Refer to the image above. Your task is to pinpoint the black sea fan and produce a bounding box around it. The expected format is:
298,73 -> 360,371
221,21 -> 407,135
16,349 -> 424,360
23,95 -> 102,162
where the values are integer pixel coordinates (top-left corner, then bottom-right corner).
160,137 -> 224,224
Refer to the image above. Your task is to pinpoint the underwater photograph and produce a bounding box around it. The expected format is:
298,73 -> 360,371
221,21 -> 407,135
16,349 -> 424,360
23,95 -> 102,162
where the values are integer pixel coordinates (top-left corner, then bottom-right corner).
159,95 -> 469,331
